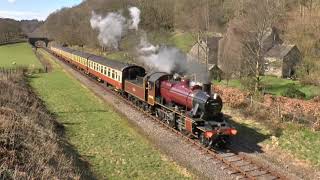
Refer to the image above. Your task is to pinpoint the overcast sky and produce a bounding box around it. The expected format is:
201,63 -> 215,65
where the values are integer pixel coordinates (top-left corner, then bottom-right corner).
0,0 -> 82,21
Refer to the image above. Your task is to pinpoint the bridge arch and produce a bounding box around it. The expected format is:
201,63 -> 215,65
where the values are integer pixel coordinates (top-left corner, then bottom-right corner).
28,37 -> 53,47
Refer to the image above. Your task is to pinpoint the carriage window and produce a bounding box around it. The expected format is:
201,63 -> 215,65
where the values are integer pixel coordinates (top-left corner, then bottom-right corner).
104,67 -> 107,75
112,70 -> 115,79
100,66 -> 104,73
108,68 -> 111,77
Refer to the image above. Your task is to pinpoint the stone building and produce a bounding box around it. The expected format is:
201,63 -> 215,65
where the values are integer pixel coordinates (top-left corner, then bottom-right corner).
264,44 -> 302,78
188,34 -> 223,66
187,23 -> 301,79
217,21 -> 301,79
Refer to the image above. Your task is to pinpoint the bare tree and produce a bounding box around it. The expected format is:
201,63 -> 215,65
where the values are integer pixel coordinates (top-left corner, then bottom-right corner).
240,0 -> 282,92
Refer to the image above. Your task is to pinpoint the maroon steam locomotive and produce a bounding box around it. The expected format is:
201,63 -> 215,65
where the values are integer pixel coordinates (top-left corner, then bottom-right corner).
50,45 -> 237,148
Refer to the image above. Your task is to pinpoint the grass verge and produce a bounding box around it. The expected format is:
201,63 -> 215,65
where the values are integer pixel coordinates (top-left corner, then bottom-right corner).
0,43 -> 42,68
224,107 -> 320,169
0,71 -> 84,179
30,49 -> 192,179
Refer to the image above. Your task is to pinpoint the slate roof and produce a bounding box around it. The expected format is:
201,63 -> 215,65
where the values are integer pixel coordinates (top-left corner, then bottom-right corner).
265,44 -> 295,59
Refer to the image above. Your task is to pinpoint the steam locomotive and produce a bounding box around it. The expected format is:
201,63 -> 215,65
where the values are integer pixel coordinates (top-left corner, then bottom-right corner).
49,45 -> 237,148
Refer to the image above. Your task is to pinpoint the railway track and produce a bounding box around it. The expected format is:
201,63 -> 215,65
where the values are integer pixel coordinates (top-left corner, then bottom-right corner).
44,48 -> 287,180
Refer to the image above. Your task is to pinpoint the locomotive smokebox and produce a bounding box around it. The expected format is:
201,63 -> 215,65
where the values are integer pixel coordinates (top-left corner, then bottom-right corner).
202,83 -> 211,95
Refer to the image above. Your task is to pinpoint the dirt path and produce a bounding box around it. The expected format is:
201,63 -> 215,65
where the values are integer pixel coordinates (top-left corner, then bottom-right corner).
34,49 -> 52,72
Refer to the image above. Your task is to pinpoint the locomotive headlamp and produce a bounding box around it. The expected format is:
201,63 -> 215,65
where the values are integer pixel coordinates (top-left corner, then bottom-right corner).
229,128 -> 237,135
204,131 -> 216,138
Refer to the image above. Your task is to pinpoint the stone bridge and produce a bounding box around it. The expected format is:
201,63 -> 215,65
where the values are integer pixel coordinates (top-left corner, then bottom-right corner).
28,37 -> 53,47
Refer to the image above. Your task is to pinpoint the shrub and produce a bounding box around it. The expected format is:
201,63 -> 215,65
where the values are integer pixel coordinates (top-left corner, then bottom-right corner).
0,72 -> 84,179
280,84 -> 306,99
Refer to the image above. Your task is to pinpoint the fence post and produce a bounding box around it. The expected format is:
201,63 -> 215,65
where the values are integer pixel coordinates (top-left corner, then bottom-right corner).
277,104 -> 281,118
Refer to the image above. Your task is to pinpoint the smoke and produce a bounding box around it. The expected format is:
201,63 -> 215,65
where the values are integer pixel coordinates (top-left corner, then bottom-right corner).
138,35 -> 209,83
128,7 -> 141,31
90,7 -> 209,83
90,12 -> 127,49
90,7 -> 140,49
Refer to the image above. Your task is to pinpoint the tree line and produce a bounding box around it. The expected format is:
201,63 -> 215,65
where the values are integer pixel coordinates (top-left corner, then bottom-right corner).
35,0 -> 320,89
0,18 -> 42,44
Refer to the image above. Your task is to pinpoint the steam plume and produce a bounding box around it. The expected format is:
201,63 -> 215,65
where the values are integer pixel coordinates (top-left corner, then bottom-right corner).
129,7 -> 141,30
90,7 -> 141,49
138,36 -> 209,83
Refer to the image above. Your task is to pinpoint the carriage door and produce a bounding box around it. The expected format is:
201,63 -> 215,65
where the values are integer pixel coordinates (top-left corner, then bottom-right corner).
147,81 -> 155,105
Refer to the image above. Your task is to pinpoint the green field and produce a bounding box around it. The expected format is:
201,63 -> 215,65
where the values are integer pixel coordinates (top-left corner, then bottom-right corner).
215,76 -> 320,99
30,49 -> 192,179
0,43 -> 42,68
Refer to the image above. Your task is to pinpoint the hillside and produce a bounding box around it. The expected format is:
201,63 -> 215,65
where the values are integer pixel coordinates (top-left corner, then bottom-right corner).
0,71 -> 84,179
0,18 -> 42,44
37,0 -> 320,88
0,18 -> 24,44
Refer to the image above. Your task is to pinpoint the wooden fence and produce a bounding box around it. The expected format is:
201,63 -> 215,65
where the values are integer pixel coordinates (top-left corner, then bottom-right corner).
0,66 -> 44,77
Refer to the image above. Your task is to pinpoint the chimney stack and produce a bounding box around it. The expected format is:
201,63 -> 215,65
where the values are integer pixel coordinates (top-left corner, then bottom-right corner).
202,83 -> 211,95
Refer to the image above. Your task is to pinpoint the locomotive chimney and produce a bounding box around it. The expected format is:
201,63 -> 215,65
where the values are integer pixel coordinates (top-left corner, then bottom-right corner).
202,83 -> 211,95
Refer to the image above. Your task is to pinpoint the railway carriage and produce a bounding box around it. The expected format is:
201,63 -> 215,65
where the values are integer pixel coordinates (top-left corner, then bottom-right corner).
87,55 -> 145,90
50,46 -> 145,91
59,47 -> 75,63
71,50 -> 91,71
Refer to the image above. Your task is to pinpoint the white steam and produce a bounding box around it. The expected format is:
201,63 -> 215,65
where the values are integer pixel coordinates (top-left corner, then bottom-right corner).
138,36 -> 209,83
90,7 -> 141,49
90,12 -> 127,49
128,7 -> 141,31
90,7 -> 209,83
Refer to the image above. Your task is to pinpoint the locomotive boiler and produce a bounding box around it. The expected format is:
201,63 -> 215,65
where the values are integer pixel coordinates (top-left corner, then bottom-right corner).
160,78 -> 223,120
